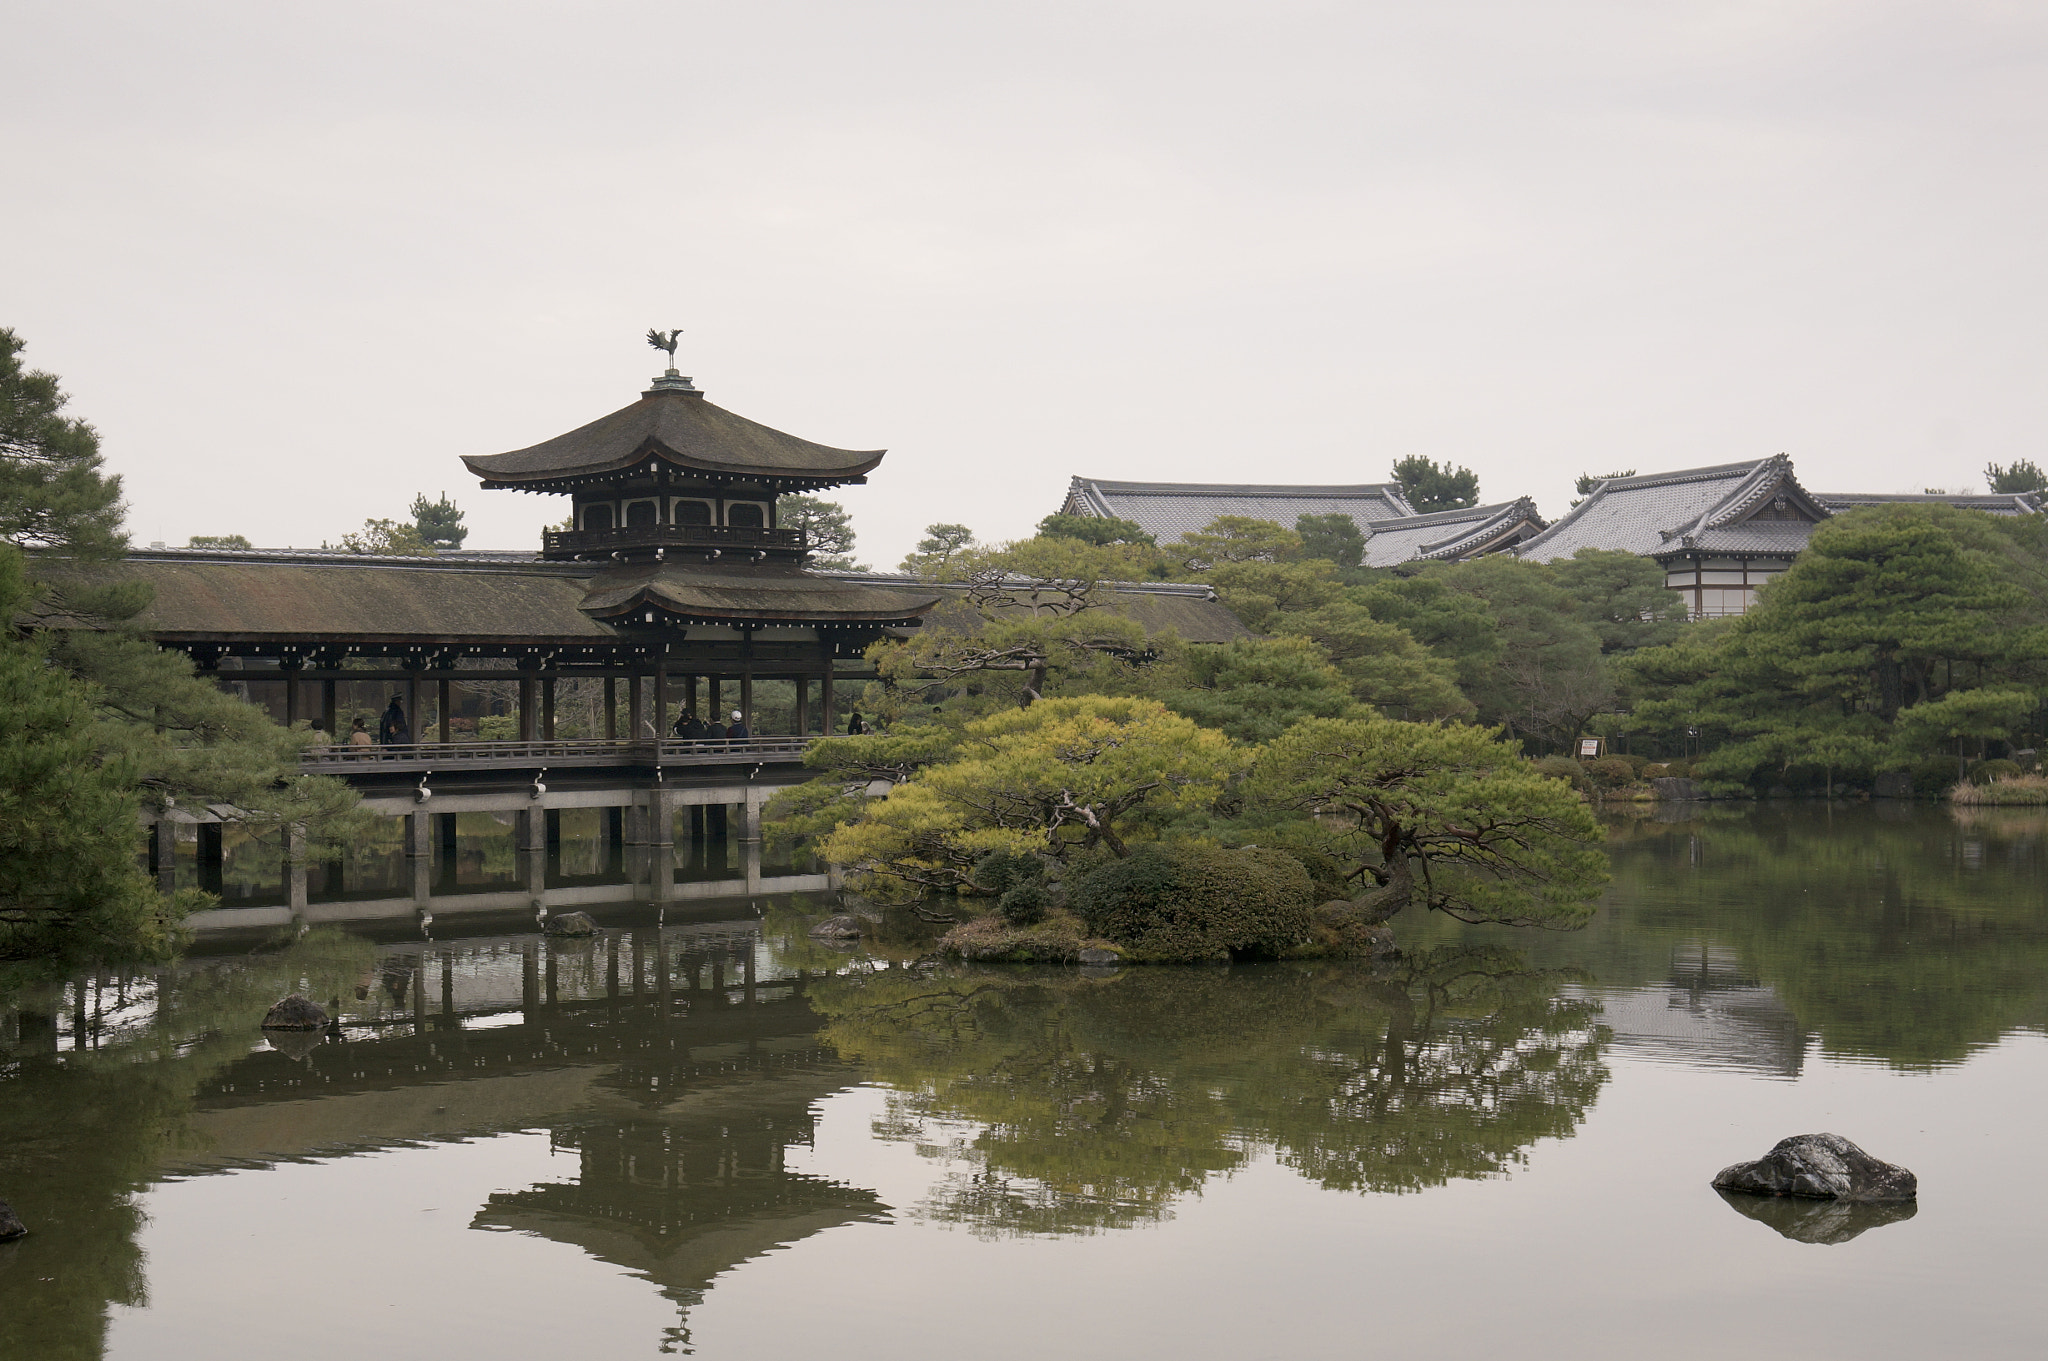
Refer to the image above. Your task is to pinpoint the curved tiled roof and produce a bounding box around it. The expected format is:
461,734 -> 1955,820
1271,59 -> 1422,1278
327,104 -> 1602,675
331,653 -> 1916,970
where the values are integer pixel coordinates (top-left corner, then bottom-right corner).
464,382 -> 885,489
1360,497 -> 1547,567
579,561 -> 939,626
1517,457 -> 1826,564
1062,476 -> 1416,543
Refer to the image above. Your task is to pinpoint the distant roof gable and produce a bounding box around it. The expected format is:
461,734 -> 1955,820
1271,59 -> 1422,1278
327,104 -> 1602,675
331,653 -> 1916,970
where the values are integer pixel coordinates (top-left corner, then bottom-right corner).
1360,497 -> 1547,567
1062,476 -> 1416,543
1518,456 -> 1826,564
464,381 -> 885,491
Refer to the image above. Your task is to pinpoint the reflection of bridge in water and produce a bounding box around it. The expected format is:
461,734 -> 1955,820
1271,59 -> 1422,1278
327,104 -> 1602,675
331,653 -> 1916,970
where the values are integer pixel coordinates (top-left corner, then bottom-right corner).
168,918 -> 883,1353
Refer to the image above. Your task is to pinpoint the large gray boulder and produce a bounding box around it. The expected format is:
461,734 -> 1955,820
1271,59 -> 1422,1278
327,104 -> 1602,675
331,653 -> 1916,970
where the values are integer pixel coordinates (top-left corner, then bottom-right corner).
1712,1133 -> 1916,1203
808,915 -> 864,939
260,995 -> 328,1030
0,1199 -> 25,1241
544,911 -> 598,937
1652,777 -> 1707,801
1076,947 -> 1122,966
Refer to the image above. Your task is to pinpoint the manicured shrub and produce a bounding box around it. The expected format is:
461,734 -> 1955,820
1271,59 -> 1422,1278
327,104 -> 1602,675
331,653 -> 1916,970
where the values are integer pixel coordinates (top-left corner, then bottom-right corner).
1586,756 -> 1636,788
1970,759 -> 2022,786
1661,759 -> 1694,778
1531,755 -> 1584,787
970,850 -> 1054,925
1641,763 -> 1670,779
1071,842 -> 1313,962
1909,755 -> 1966,796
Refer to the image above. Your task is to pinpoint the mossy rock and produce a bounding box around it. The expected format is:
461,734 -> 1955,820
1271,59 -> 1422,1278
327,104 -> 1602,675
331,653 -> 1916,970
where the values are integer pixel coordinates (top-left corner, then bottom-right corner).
1071,842 -> 1313,963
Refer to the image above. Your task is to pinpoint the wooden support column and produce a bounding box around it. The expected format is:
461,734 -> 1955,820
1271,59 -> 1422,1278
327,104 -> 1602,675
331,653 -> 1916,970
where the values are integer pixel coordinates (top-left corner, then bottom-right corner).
406,671 -> 423,745
437,677 -> 451,743
796,677 -> 811,736
286,823 -> 309,918
604,677 -> 617,739
284,668 -> 302,727
154,817 -> 176,894
654,661 -> 668,739
629,673 -> 644,739
740,672 -> 753,729
708,676 -> 721,722
321,679 -> 338,740
518,673 -> 537,741
683,674 -> 699,721
822,665 -> 838,734
542,678 -> 556,740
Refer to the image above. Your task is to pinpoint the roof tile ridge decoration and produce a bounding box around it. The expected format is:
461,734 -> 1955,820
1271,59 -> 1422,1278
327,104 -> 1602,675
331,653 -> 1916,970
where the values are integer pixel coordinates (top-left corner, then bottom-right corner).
1701,454 -> 1827,531
1371,497 -> 1530,531
1414,497 -> 1546,558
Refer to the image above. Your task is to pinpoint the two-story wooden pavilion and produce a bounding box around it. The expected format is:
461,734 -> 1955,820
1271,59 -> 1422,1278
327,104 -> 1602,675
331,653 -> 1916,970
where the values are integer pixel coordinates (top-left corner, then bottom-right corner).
95,362 -> 947,749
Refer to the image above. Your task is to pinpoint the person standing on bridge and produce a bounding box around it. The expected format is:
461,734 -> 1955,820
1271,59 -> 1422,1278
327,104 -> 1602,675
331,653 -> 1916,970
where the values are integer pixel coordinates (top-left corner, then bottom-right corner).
726,708 -> 750,740
846,710 -> 867,735
673,710 -> 705,741
348,716 -> 374,748
378,696 -> 411,745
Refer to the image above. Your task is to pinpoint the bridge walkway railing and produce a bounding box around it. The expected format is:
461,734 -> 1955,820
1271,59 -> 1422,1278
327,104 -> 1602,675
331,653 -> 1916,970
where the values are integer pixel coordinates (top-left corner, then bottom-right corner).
301,736 -> 819,775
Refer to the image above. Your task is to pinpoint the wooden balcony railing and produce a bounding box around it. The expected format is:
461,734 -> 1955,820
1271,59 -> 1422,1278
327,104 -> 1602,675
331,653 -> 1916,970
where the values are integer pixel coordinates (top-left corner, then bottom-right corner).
541,524 -> 807,559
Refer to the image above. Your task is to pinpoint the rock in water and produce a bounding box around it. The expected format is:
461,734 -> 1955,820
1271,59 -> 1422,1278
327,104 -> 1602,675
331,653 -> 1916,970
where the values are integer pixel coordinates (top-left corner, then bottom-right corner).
1077,947 -> 1121,966
808,915 -> 863,939
0,1200 -> 26,1241
261,994 -> 328,1030
544,911 -> 598,937
1651,776 -> 1707,801
1712,1133 -> 1917,1203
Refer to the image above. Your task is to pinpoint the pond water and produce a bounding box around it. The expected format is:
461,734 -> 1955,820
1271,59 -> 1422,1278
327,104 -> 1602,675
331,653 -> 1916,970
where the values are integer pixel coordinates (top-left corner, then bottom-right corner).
3,803 -> 2045,1360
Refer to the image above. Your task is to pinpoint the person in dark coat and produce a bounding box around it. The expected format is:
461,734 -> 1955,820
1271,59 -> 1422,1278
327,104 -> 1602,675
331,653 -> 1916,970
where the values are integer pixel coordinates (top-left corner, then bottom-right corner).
703,716 -> 727,741
673,710 -> 705,740
846,710 -> 867,735
726,708 -> 750,740
378,696 -> 411,745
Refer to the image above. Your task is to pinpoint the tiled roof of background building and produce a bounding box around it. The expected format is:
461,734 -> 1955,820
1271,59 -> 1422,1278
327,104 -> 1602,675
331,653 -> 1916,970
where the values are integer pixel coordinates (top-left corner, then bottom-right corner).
1360,498 -> 1547,567
1062,477 -> 1415,543
1518,457 -> 1825,563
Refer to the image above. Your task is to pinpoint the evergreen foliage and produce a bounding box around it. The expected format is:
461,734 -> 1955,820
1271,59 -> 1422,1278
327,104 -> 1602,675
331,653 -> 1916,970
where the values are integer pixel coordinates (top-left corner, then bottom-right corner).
186,534 -> 251,550
777,494 -> 864,569
408,491 -> 468,549
1248,717 -> 1608,927
1390,455 -> 1480,512
899,522 -> 977,576
1984,459 -> 2048,494
1293,512 -> 1365,569
0,327 -> 368,968
326,517 -> 433,555
1035,512 -> 1155,547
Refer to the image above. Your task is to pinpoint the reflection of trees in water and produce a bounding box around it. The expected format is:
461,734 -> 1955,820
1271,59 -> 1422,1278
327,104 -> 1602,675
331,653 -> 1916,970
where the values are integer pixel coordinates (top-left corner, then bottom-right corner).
809,950 -> 1607,1237
1399,805 -> 2048,1070
0,929 -> 377,1359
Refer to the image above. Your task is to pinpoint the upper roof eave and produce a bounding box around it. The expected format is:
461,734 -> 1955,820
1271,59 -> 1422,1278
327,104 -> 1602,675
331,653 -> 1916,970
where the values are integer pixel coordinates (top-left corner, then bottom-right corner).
464,389 -> 886,488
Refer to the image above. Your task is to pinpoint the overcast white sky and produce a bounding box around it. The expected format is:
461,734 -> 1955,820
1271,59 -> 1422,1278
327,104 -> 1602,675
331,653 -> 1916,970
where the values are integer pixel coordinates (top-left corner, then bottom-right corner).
7,1 -> 2047,567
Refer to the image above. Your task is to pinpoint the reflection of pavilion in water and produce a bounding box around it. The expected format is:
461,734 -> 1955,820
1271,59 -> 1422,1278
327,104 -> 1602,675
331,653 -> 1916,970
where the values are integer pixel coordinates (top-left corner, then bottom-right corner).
1570,941 -> 1810,1077
165,918 -> 883,1352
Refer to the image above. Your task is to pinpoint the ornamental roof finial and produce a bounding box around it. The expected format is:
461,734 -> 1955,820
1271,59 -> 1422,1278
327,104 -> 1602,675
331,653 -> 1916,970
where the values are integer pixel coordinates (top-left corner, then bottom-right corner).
644,327 -> 700,393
